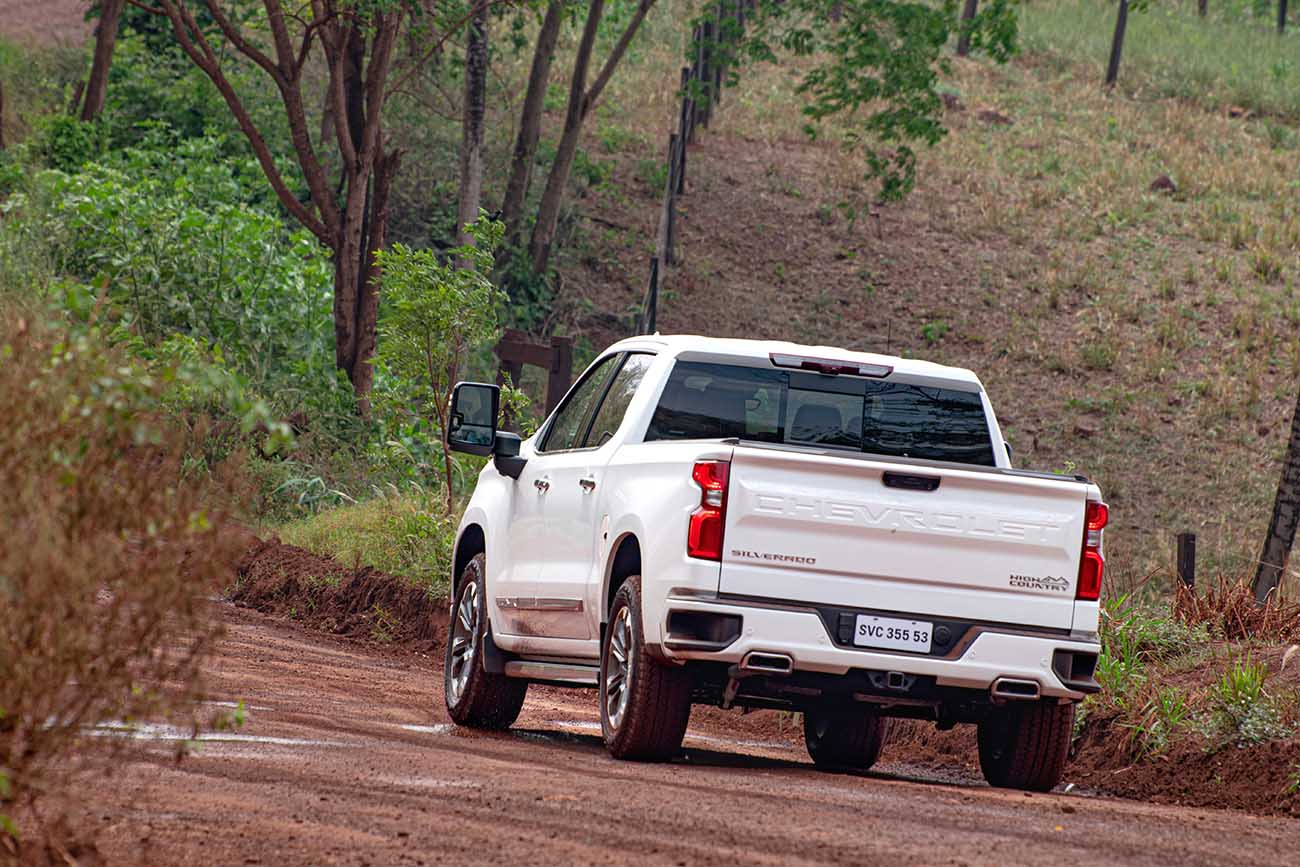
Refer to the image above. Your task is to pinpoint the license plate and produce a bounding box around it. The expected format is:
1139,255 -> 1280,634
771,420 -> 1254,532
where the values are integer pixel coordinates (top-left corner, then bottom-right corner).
852,615 -> 933,653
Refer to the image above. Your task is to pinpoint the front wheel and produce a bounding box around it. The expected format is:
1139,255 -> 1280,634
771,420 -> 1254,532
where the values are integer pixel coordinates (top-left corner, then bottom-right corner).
804,707 -> 890,771
599,576 -> 692,761
977,700 -> 1075,792
444,553 -> 527,730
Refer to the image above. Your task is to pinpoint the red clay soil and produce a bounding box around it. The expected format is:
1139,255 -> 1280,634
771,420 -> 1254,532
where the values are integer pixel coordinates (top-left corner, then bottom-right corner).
0,0 -> 90,45
232,539 -> 1300,818
59,603 -> 1300,867
231,538 -> 447,648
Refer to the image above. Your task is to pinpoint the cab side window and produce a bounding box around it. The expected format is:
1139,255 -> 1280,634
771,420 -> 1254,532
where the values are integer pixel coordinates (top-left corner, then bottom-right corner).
582,353 -> 654,448
539,354 -> 621,452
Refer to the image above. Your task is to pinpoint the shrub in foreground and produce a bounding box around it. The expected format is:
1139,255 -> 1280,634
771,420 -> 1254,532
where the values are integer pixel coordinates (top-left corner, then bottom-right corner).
0,312 -> 242,855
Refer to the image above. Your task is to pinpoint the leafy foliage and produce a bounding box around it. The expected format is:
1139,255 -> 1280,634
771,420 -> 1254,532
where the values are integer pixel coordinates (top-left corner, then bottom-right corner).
736,0 -> 1019,200
13,132 -> 339,413
375,216 -> 507,508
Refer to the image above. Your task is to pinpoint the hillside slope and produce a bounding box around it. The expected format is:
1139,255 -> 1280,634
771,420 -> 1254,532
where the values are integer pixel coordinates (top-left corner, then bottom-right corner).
561,51 -> 1300,592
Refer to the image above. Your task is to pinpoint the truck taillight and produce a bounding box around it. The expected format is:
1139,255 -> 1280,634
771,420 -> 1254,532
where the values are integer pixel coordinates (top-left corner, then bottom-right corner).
687,461 -> 729,561
1077,500 -> 1108,602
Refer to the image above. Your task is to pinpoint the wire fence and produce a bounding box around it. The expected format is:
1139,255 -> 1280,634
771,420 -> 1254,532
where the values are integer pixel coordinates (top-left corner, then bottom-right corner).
638,0 -> 753,335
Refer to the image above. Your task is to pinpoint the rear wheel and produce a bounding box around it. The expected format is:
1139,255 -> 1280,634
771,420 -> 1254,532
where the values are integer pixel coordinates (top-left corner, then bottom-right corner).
600,576 -> 692,761
977,700 -> 1075,792
444,553 -> 527,730
803,707 -> 890,771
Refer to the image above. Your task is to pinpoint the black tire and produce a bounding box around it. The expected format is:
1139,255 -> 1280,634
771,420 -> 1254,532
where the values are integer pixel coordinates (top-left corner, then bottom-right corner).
444,553 -> 527,730
977,700 -> 1075,792
803,706 -> 890,771
600,576 -> 692,761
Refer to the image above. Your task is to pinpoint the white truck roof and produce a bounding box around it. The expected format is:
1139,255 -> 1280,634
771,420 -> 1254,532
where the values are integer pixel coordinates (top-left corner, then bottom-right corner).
606,334 -> 983,389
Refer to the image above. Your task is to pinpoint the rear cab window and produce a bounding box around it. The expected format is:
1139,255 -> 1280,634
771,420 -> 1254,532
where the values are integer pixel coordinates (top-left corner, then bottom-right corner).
645,360 -> 995,467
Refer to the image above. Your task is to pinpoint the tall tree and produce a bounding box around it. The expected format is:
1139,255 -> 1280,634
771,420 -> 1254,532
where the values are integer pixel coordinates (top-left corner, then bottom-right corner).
150,0 -> 413,405
457,0 -> 490,249
500,0 -> 564,247
1254,386 -> 1300,603
81,0 -> 126,121
528,0 -> 657,277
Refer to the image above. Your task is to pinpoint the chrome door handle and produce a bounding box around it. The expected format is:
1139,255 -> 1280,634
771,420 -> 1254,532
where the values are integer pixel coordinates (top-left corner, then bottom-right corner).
579,477 -> 597,492
534,478 -> 550,492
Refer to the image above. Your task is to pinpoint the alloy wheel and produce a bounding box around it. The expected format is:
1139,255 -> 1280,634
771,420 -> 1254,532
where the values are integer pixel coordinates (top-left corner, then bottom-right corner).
604,604 -> 633,731
447,580 -> 480,707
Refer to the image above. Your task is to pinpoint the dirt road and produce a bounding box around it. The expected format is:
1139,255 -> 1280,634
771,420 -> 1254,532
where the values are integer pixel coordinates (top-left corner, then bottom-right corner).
85,605 -> 1300,865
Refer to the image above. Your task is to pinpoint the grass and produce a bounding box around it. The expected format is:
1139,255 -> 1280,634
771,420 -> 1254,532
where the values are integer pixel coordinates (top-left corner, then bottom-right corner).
1021,0 -> 1300,121
276,487 -> 456,595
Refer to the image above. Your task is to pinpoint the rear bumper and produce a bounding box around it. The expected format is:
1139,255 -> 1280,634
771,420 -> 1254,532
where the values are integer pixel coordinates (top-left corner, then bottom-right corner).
651,591 -> 1101,700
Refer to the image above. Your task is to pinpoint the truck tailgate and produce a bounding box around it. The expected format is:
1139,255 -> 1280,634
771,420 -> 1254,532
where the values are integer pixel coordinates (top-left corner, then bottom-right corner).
719,446 -> 1088,630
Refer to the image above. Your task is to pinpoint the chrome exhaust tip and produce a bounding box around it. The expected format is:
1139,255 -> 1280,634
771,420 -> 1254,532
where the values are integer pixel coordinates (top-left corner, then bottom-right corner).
740,652 -> 794,676
990,677 -> 1041,701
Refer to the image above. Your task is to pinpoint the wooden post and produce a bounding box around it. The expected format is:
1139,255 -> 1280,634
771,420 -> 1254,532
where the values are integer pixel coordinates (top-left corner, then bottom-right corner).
679,66 -> 693,162
665,133 -> 678,264
700,20 -> 714,128
1198,0 -> 1207,16
694,26 -> 707,132
644,257 -> 659,334
712,2 -> 725,110
1177,533 -> 1197,588
957,0 -> 979,57
1105,0 -> 1129,89
1279,0 -> 1288,33
546,335 -> 573,415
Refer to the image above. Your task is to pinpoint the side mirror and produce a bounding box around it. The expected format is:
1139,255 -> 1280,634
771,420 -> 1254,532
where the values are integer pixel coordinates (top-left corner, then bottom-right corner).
448,382 -> 499,457
1004,441 -> 1014,466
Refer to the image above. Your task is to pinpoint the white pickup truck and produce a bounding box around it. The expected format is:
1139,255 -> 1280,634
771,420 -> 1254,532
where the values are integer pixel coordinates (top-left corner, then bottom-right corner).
443,335 -> 1106,791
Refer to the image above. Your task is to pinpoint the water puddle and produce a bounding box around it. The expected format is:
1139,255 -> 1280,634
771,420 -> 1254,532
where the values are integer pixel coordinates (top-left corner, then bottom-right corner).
87,721 -> 348,748
375,775 -> 481,790
206,700 -> 273,712
398,723 -> 454,735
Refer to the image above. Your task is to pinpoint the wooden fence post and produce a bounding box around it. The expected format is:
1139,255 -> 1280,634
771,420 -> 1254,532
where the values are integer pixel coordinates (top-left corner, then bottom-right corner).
678,66 -> 692,179
1177,532 -> 1197,589
1279,0 -> 1288,33
1105,0 -> 1129,89
1198,0 -> 1207,15
957,0 -> 979,57
546,336 -> 573,415
643,257 -> 659,334
664,133 -> 679,264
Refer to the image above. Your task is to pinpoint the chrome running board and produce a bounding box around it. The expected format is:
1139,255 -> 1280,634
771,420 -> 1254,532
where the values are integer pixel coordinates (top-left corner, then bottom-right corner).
503,660 -> 599,686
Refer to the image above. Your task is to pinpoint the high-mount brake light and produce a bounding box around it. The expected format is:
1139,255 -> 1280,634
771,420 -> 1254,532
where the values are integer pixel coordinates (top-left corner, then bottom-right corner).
1076,499 -> 1109,602
769,352 -> 893,378
687,461 -> 729,561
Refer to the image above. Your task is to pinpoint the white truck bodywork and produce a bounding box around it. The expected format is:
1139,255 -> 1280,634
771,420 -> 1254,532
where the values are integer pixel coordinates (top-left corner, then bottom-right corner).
454,335 -> 1104,703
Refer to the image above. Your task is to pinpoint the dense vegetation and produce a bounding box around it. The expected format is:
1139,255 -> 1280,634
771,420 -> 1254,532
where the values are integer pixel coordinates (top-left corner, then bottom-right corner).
2,0 -> 1300,846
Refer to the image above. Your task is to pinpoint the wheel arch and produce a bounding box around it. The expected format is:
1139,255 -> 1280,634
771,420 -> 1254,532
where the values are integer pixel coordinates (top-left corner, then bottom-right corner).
602,532 -> 642,624
453,523 -> 486,591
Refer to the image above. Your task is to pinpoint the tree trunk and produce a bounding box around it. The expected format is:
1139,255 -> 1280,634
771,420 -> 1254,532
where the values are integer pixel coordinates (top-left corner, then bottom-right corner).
529,1 -> 605,276
527,0 -> 656,278
957,0 -> 978,57
1254,386 -> 1300,603
81,0 -> 125,121
501,1 -> 564,247
1105,0 -> 1128,89
456,1 -> 490,248
351,146 -> 401,410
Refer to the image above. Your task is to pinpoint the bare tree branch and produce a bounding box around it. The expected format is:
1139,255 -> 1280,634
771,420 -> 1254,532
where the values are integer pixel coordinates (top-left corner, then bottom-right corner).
584,0 -> 658,117
157,0 -> 331,243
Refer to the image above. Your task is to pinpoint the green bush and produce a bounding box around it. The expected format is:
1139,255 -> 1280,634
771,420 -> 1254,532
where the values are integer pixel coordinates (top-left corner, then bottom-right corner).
14,133 -> 336,410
